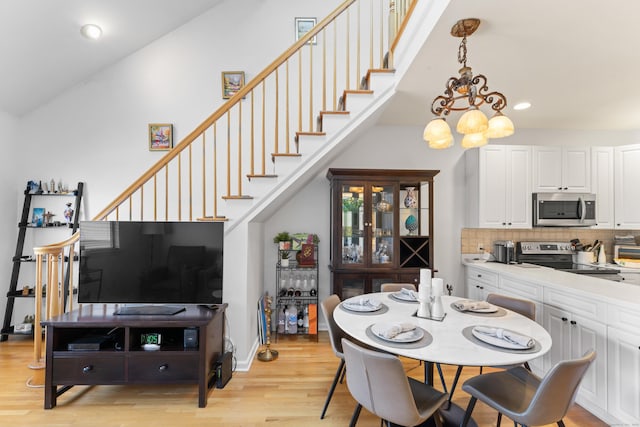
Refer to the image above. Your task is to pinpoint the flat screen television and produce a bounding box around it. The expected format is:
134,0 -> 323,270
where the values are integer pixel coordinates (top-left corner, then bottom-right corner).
78,221 -> 223,314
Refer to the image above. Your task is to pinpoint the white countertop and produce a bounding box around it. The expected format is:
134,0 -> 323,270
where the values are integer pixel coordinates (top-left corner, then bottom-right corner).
462,258 -> 640,308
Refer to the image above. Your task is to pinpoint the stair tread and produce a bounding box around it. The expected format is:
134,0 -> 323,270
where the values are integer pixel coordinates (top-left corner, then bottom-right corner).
271,152 -> 302,157
247,174 -> 278,179
221,195 -> 254,200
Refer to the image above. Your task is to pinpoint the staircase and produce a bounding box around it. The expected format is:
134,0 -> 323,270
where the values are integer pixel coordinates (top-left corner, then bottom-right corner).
28,0 -> 451,370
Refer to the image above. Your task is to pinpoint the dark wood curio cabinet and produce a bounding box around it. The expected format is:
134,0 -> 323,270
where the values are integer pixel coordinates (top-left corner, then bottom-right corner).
327,169 -> 439,299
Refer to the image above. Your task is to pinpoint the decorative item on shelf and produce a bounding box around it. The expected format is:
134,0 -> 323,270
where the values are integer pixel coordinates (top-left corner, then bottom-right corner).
297,243 -> 316,267
403,187 -> 418,208
273,231 -> 292,250
43,211 -> 55,227
423,18 -> 514,150
291,233 -> 319,251
280,251 -> 290,268
404,214 -> 418,235
342,197 -> 363,212
63,203 -> 74,223
31,208 -> 45,227
376,192 -> 392,212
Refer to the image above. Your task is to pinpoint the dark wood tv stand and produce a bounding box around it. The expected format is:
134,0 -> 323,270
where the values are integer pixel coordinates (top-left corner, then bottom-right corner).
42,303 -> 227,409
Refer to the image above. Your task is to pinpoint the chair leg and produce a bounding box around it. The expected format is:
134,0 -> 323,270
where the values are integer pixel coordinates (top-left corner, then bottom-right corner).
524,361 -> 531,371
348,403 -> 362,427
460,397 -> 477,427
557,421 -> 566,427
496,412 -> 502,426
320,359 -> 345,419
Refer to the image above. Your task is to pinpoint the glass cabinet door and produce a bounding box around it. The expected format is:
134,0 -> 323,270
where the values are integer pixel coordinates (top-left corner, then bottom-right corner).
371,184 -> 395,266
341,184 -> 365,266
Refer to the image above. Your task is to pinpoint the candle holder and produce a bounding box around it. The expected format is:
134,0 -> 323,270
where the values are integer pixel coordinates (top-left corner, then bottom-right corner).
258,294 -> 278,362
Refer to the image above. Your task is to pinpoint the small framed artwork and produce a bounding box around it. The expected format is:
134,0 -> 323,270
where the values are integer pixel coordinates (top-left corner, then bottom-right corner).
32,208 -> 45,227
149,123 -> 173,151
295,17 -> 317,44
221,71 -> 245,99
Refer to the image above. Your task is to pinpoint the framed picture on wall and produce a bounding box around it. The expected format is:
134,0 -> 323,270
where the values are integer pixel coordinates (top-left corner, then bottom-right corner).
149,123 -> 173,151
295,17 -> 317,44
221,71 -> 245,99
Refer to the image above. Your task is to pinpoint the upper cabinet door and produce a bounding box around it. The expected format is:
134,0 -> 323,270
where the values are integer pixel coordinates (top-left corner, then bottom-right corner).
591,147 -> 615,229
533,146 -> 590,193
615,144 -> 640,229
476,145 -> 531,228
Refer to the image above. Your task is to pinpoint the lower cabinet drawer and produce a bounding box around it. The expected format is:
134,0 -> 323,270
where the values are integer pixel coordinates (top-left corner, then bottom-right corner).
128,354 -> 199,382
52,355 -> 125,384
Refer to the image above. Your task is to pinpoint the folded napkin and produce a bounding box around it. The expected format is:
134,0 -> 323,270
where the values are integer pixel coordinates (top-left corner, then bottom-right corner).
453,300 -> 492,311
473,326 -> 534,348
377,322 -> 416,339
398,288 -> 418,300
344,298 -> 381,310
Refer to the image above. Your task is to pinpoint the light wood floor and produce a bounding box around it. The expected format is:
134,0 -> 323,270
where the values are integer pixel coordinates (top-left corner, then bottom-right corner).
0,333 -> 607,427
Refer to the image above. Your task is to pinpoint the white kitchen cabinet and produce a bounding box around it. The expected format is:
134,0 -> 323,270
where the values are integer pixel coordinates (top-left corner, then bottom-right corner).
466,145 -> 532,228
543,291 -> 608,416
606,304 -> 640,425
533,146 -> 590,193
614,144 -> 640,229
590,147 -> 615,229
465,266 -> 498,300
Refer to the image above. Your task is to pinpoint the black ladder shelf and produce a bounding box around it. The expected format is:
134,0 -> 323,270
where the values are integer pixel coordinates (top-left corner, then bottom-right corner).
1,182 -> 83,341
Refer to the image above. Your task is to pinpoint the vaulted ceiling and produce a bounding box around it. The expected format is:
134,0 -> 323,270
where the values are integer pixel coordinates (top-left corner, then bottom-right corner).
2,0 -> 639,133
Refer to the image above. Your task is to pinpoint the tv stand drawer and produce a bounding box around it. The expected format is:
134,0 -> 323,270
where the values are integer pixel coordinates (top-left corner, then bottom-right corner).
128,354 -> 199,382
52,355 -> 125,383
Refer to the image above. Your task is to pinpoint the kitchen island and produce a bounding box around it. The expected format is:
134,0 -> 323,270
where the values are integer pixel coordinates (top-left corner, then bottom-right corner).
462,258 -> 640,426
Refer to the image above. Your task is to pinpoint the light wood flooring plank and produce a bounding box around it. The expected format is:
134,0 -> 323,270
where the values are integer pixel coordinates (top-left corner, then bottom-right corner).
0,333 -> 608,426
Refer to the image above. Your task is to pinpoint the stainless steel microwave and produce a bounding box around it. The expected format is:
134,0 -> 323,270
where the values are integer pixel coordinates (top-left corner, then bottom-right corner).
533,193 -> 597,227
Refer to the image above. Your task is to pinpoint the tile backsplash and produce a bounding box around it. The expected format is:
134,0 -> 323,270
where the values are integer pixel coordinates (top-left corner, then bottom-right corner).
461,228 -> 640,263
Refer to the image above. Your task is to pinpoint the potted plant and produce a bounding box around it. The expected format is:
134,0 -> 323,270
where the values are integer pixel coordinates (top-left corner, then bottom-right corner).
280,250 -> 290,267
273,231 -> 292,250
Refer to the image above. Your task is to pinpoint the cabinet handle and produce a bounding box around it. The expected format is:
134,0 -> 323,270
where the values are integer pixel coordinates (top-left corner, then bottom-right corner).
158,364 -> 169,372
557,187 -> 562,190
502,222 -> 506,225
477,274 -> 482,278
561,317 -> 568,322
570,320 -> 577,325
507,222 -> 512,225
82,365 -> 93,374
563,187 -> 568,190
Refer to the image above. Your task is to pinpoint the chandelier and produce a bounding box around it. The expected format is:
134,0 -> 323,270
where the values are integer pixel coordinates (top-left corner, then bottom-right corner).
423,18 -> 514,149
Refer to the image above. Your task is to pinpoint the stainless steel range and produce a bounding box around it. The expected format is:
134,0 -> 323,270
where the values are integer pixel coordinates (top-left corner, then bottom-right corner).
516,241 -> 621,279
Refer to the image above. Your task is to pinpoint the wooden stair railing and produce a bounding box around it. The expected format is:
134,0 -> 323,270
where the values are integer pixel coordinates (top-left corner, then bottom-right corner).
91,0 -> 417,223
27,0 -> 418,382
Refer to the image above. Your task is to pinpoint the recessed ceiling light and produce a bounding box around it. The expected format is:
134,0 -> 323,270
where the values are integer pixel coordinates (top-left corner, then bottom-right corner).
513,102 -> 532,111
80,24 -> 102,40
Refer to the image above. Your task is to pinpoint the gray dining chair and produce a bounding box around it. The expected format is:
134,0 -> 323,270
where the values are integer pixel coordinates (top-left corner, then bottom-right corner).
442,293 -> 538,412
380,283 -> 416,292
460,350 -> 596,427
319,294 -> 347,419
341,338 -> 448,427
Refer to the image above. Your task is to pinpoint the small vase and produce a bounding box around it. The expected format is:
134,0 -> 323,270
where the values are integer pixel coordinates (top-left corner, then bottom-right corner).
405,214 -> 418,235
404,187 -> 417,208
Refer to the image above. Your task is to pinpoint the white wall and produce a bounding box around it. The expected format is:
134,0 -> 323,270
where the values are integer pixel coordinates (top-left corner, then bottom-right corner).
262,124 -> 469,329
15,0 -> 341,217
0,110 -> 19,329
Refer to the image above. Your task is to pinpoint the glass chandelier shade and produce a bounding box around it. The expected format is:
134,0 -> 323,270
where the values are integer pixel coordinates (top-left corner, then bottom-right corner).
485,112 -> 515,138
461,131 -> 488,149
425,18 -> 514,149
456,108 -> 488,134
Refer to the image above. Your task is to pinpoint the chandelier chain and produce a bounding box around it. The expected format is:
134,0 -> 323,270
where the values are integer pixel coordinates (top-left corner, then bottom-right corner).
458,35 -> 468,67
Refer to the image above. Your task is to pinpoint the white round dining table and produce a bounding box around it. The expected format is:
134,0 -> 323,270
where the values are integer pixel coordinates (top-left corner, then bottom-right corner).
334,293 -> 552,368
334,293 -> 553,427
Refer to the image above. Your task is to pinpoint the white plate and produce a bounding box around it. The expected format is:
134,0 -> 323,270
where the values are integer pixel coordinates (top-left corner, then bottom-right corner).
471,327 -> 533,350
342,300 -> 382,312
392,290 -> 418,302
143,343 -> 160,351
453,300 -> 498,313
371,323 -> 424,343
